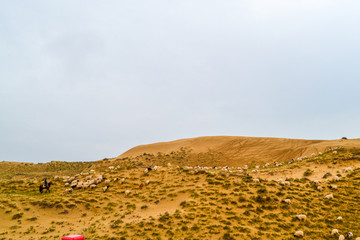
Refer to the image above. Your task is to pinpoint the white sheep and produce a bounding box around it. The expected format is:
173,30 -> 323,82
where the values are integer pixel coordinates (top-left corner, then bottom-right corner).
104,179 -> 111,184
253,178 -> 260,183
65,188 -> 73,194
294,230 -> 304,238
282,199 -> 291,204
324,193 -> 334,199
108,166 -> 114,170
344,167 -> 353,173
329,185 -> 338,190
144,168 -> 149,174
355,237 -> 360,240
153,166 -> 158,171
103,185 -> 110,192
125,190 -> 131,196
90,184 -> 97,189
145,180 -> 150,185
346,232 -> 353,239
313,180 -> 321,186
337,216 -> 343,221
331,229 -> 339,236
280,180 -> 291,186
317,186 -> 324,191
339,235 -> 345,240
296,214 -> 307,221
333,176 -> 340,181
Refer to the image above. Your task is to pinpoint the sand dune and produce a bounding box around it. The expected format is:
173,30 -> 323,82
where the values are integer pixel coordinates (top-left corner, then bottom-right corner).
118,136 -> 360,165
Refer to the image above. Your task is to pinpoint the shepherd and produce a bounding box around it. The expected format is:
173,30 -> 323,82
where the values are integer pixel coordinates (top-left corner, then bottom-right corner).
39,178 -> 52,193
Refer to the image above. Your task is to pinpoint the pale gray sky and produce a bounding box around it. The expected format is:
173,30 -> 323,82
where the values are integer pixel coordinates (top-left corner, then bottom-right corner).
1,1 -> 359,163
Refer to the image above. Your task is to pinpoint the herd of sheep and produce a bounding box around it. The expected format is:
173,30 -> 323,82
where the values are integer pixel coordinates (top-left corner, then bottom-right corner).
54,146 -> 357,239
60,165 -> 154,197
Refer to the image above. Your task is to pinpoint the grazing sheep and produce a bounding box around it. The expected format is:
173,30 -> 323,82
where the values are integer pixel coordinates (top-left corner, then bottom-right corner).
153,166 -> 158,171
344,167 -> 353,173
294,231 -> 304,238
145,180 -> 150,185
279,180 -> 291,186
144,168 -> 149,174
331,229 -> 339,236
253,178 -> 260,183
333,151 -> 338,154
104,179 -> 111,184
355,238 -> 360,240
125,190 -> 131,196
252,169 -> 258,173
282,199 -> 291,204
113,178 -> 119,182
339,235 -> 345,240
296,214 -> 307,221
120,178 -> 126,184
65,183 -> 69,187
103,185 -> 110,192
108,166 -> 114,170
337,216 -> 343,221
317,186 -> 324,191
90,184 -> 97,189
333,176 -> 340,181
76,182 -> 84,189
329,185 -> 338,190
323,172 -> 333,179
324,193 -> 334,199
346,232 -> 353,239
65,188 -> 73,194
313,180 -> 321,186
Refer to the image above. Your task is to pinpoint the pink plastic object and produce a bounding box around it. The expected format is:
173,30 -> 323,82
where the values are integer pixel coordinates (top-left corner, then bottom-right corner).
62,235 -> 85,240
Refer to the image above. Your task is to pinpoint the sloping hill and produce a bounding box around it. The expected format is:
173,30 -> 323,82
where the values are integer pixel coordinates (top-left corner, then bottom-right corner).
118,136 -> 360,166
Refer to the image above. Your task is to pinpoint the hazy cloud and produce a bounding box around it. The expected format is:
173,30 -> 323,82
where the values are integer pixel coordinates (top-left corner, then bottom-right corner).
1,1 -> 359,162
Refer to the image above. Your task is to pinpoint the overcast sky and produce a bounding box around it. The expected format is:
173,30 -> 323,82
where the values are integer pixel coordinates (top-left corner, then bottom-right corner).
1,1 -> 359,163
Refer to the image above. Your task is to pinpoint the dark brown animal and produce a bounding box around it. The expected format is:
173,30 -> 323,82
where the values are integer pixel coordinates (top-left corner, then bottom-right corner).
39,182 -> 52,193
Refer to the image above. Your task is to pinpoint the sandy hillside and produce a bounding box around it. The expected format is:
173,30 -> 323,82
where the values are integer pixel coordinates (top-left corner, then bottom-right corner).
2,147 -> 360,239
118,136 -> 360,166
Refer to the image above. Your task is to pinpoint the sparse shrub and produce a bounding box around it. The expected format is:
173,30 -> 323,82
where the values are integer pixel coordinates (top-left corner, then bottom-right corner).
303,169 -> 313,177
12,213 -> 23,220
222,232 -> 235,240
